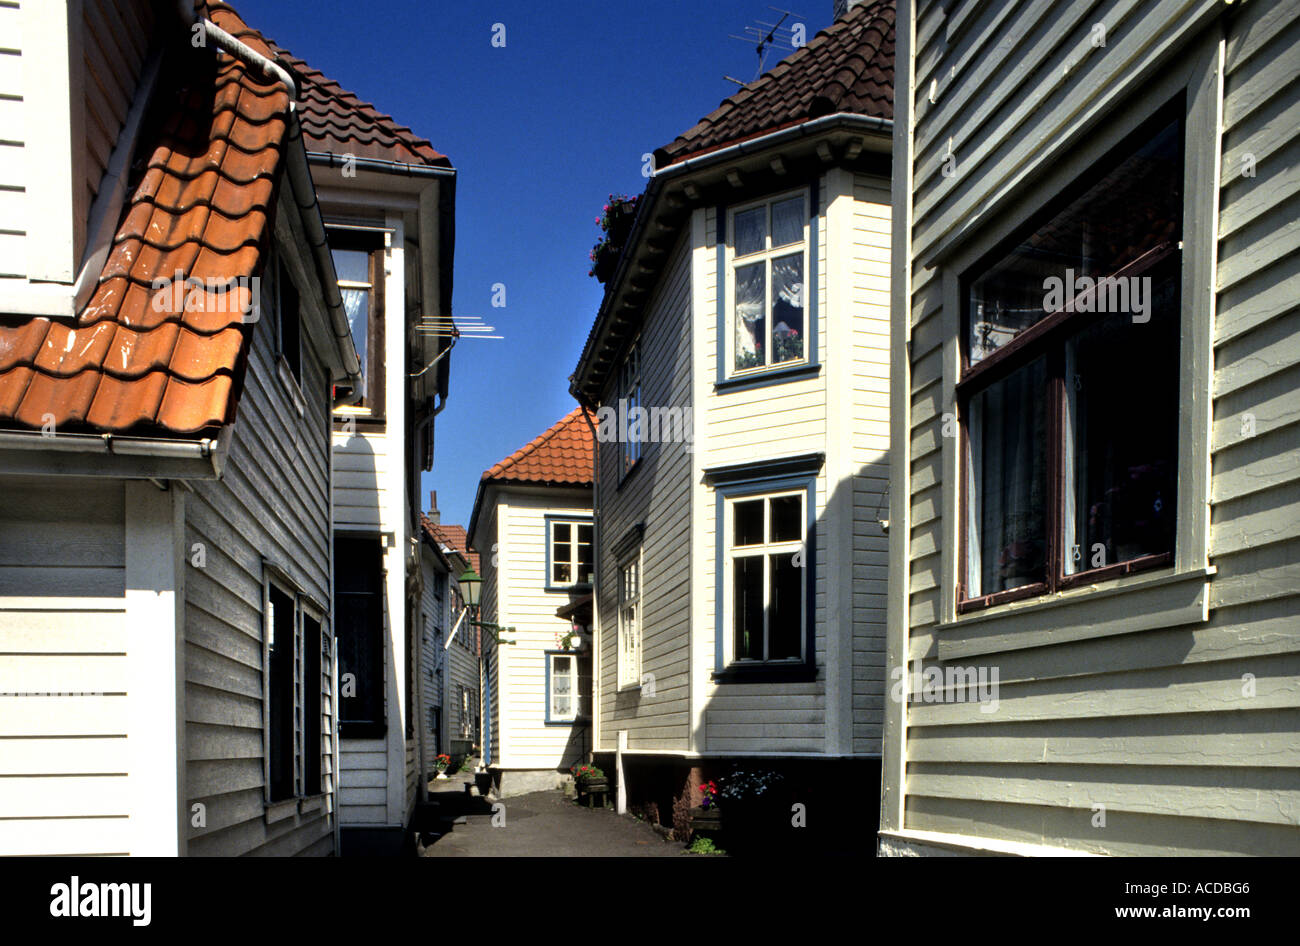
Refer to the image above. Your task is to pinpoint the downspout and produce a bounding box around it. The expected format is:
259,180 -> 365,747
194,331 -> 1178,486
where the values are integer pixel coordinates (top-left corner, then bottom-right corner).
573,395 -> 601,762
176,2 -> 363,405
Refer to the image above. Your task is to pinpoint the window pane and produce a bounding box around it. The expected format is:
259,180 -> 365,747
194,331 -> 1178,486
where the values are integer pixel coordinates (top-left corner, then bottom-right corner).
733,556 -> 764,660
734,206 -> 766,256
554,562 -> 571,584
771,253 -> 804,363
341,287 -> 369,395
733,499 -> 764,546
969,358 -> 1048,595
770,495 -> 802,542
332,248 -> 371,285
769,553 -> 802,660
735,263 -> 766,370
577,528 -> 594,584
1067,261 -> 1179,571
771,197 -> 803,248
967,118 -> 1182,363
554,523 -> 571,543
553,656 -> 572,691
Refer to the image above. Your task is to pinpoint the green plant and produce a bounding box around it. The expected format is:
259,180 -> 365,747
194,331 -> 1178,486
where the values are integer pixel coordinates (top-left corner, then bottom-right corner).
570,762 -> 605,784
687,836 -> 725,855
589,194 -> 640,282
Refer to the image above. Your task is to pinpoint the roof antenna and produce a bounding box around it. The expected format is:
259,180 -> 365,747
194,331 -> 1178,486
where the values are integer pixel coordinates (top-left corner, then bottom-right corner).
728,6 -> 806,81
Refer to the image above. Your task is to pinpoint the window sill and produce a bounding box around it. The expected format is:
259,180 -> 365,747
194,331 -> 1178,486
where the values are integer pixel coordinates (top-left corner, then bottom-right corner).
715,361 -> 820,394
938,565 -> 1216,661
299,794 -> 325,814
545,582 -> 593,595
264,798 -> 298,825
712,662 -> 817,684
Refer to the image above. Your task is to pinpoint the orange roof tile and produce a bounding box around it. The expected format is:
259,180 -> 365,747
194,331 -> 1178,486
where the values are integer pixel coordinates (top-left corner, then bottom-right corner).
0,1 -> 289,436
424,520 -> 480,574
482,408 -> 594,488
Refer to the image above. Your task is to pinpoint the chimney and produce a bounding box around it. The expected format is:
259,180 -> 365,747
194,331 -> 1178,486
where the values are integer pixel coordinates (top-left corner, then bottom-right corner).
834,0 -> 866,18
428,491 -> 440,525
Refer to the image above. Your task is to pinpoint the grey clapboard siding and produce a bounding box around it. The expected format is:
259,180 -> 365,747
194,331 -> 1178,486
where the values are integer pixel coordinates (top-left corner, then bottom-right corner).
183,243 -> 335,857
894,0 -> 1300,854
595,234 -> 693,753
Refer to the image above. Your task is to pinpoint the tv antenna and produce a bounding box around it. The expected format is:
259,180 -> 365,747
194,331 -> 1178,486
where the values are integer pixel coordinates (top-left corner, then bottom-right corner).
728,6 -> 806,81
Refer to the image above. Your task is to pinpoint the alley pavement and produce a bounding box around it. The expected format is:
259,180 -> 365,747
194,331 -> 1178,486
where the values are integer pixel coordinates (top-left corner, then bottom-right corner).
419,784 -> 687,857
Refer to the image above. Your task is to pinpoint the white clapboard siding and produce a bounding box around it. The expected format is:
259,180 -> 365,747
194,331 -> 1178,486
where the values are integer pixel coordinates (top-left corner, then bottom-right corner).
183,234 -> 335,856
893,0 -> 1300,855
0,566 -> 130,855
488,492 -> 593,770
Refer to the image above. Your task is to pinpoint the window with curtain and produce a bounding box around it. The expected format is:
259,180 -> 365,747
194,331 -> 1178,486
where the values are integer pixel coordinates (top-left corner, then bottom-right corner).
729,192 -> 807,375
960,106 -> 1183,609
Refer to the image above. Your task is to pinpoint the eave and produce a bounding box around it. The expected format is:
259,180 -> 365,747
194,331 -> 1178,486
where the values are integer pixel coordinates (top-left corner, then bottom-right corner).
570,112 -> 893,406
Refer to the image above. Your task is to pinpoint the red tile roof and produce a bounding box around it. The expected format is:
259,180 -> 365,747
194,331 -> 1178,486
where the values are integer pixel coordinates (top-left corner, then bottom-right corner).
424,520 -> 480,573
656,1 -> 895,167
0,1 -> 288,435
482,407 -> 594,488
264,44 -> 450,168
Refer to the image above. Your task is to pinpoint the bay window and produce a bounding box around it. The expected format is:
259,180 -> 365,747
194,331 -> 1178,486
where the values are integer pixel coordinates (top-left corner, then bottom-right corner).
725,491 -> 806,663
548,517 -> 594,587
330,229 -> 385,416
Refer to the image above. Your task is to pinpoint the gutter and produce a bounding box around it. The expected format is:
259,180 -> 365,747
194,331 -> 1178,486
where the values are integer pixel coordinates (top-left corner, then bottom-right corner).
307,152 -> 456,179
0,429 -> 217,459
177,2 -> 363,406
572,111 -> 893,398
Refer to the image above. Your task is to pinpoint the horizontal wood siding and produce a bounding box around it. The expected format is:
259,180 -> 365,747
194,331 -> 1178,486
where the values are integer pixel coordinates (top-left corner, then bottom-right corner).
851,175 -> 892,753
596,234 -> 693,753
896,0 -> 1300,854
494,493 -> 592,769
0,478 -> 128,855
0,1 -> 24,278
184,246 -> 335,856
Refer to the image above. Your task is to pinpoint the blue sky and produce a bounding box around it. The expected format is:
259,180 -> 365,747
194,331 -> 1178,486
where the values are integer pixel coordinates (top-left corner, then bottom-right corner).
237,0 -> 831,530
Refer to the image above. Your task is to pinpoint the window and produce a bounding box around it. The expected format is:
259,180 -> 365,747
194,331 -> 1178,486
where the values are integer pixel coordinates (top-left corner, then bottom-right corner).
619,341 -> 641,475
334,535 -> 386,737
549,518 -> 594,587
546,651 -> 593,723
301,610 -> 323,797
264,576 -> 327,807
266,583 -> 296,803
330,230 -> 385,415
460,685 -> 472,738
724,491 -> 806,663
616,553 -> 641,689
959,107 -> 1183,610
728,192 -> 808,375
275,253 -> 301,384
548,652 -> 576,721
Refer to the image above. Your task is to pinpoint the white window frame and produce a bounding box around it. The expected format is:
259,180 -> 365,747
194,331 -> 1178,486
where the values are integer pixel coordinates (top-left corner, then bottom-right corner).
616,551 -> 642,690
262,569 -> 300,817
548,517 -> 594,588
723,489 -> 807,665
726,189 -> 811,378
547,652 -> 578,722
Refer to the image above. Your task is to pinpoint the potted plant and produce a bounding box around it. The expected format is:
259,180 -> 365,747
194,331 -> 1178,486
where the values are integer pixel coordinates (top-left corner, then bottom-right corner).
687,779 -> 722,834
589,194 -> 639,284
570,762 -> 608,807
433,753 -> 451,779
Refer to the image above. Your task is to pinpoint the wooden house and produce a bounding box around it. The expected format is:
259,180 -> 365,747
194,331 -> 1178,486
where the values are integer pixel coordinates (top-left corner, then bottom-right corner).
468,408 -> 596,796
425,517 -> 483,763
881,0 -> 1300,855
568,0 -> 895,842
0,1 -> 362,856
259,25 -> 458,855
